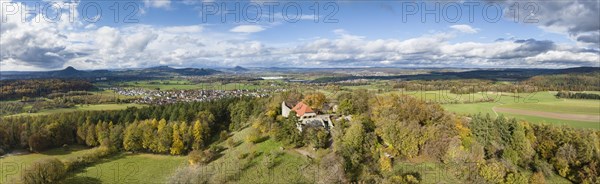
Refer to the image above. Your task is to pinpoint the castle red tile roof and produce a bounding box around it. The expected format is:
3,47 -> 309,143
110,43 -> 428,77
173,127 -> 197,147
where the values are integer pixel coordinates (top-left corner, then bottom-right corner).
292,102 -> 314,117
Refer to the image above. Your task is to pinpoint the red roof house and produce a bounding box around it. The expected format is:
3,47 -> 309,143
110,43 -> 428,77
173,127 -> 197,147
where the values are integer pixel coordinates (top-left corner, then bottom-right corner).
291,102 -> 314,117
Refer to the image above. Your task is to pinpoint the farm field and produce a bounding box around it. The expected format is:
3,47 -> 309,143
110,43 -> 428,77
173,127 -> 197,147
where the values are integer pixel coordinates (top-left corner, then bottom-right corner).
9,104 -> 146,117
497,112 -> 598,129
62,154 -> 186,184
0,146 -> 97,183
388,90 -> 600,129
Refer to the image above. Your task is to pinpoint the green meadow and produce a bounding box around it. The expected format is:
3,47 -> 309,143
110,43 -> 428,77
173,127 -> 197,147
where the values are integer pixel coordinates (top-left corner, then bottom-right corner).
10,104 -> 146,117
62,154 -> 186,184
381,90 -> 599,129
0,146 -> 98,183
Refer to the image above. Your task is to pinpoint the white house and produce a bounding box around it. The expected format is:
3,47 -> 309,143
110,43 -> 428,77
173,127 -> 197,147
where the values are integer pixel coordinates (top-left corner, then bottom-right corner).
282,101 -> 333,132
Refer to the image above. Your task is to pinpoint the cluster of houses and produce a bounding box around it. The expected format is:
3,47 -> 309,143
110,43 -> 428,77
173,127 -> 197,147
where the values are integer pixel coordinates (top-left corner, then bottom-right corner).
109,87 -> 285,105
282,101 -> 333,132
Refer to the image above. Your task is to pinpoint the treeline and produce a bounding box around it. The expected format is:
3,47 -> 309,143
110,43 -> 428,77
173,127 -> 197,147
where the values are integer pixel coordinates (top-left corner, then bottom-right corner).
556,91 -> 600,100
392,72 -> 600,94
0,79 -> 96,100
526,72 -> 600,91
0,97 -> 266,155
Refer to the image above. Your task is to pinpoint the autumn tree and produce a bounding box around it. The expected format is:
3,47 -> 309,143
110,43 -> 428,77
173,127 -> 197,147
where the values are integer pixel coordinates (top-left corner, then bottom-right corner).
155,119 -> 172,153
170,123 -> 184,155
303,92 -> 326,111
123,122 -> 142,152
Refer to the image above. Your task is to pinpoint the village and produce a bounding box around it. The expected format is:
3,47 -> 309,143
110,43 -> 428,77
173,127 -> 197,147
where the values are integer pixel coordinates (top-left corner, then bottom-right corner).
109,87 -> 286,105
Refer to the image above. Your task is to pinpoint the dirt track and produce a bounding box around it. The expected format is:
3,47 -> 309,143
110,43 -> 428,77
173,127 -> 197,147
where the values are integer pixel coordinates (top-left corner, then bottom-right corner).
493,107 -> 600,123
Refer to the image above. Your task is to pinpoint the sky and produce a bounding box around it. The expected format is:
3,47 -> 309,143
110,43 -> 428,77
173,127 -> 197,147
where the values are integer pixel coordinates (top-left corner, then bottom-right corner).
0,0 -> 599,71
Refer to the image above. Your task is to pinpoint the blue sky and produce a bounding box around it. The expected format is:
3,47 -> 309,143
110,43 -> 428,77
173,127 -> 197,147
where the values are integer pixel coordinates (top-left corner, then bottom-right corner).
1,0 -> 598,70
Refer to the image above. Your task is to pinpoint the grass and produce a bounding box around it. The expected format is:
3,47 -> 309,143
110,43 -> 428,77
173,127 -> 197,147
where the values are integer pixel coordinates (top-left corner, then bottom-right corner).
498,99 -> 599,115
0,145 -> 97,183
402,91 -> 600,129
498,112 -> 599,129
62,128 -> 315,184
9,103 -> 146,117
62,154 -> 186,184
191,128 -> 316,183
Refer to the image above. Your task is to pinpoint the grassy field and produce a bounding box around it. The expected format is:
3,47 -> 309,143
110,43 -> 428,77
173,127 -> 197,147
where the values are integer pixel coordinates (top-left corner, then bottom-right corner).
62,154 -> 186,184
376,90 -> 600,129
497,112 -> 598,129
195,128 -> 316,183
498,99 -> 599,115
0,146 -> 97,184
9,104 -> 146,117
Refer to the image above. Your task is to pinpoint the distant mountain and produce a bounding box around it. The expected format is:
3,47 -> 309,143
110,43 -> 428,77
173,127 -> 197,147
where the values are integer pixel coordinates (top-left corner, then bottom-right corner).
141,66 -> 220,76
50,66 -> 88,77
175,68 -> 220,75
232,66 -> 249,71
1,66 -> 221,80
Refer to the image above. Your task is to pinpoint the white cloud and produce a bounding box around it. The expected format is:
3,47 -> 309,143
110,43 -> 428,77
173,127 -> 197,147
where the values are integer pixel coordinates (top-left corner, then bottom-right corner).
163,25 -> 203,33
230,25 -> 265,33
144,0 -> 171,9
0,1 -> 597,71
525,51 -> 600,64
450,25 -> 479,34
497,0 -> 599,47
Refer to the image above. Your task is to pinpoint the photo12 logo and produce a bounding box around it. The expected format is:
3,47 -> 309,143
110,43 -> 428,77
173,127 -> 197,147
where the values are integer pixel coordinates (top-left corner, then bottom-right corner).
1,1 -> 140,23
400,1 -> 539,23
199,1 -> 339,23
1,1 -> 340,24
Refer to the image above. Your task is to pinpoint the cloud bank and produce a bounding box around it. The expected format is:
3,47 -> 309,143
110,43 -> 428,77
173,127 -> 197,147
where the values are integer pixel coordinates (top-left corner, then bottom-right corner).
1,0 -> 598,71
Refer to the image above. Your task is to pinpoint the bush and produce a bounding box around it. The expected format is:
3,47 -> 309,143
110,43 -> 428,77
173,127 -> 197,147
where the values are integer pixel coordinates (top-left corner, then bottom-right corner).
237,152 -> 249,160
28,133 -> 50,152
262,151 -> 281,169
530,172 -> 546,184
64,146 -> 113,172
219,131 -> 229,142
226,138 -> 237,148
167,166 -> 209,184
188,149 -> 216,165
262,154 -> 276,169
245,128 -> 262,144
21,158 -> 66,184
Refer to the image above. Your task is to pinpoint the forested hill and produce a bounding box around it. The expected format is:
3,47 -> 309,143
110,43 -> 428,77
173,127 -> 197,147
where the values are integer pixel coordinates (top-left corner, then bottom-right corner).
0,79 -> 96,100
0,66 -> 221,80
311,67 -> 600,83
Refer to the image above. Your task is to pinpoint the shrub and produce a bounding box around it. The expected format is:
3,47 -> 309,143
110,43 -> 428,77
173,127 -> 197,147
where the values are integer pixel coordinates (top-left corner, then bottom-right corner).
245,128 -> 262,144
262,151 -> 282,169
167,166 -> 209,184
530,172 -> 546,184
505,172 -> 528,184
262,153 -> 276,169
237,152 -> 249,160
64,146 -> 113,172
28,133 -> 50,152
219,131 -> 229,142
226,138 -> 237,148
379,155 -> 392,172
188,149 -> 216,165
21,158 -> 66,184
